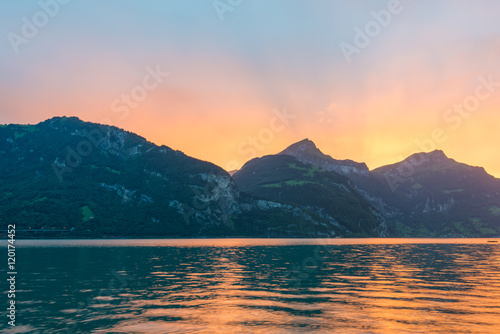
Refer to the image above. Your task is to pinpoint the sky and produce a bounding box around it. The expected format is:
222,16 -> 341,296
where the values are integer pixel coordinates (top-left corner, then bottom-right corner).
1,0 -> 499,177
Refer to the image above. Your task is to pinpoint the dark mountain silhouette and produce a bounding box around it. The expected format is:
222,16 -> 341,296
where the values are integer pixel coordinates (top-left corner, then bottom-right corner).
278,139 -> 500,237
370,150 -> 500,236
0,117 -> 376,238
1,120 -> 498,238
232,154 -> 387,237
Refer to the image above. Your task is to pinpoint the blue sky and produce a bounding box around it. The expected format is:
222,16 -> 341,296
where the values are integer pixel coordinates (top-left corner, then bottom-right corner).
1,0 -> 500,175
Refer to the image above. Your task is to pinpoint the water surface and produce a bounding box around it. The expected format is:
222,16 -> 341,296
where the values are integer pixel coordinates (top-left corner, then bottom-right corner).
2,238 -> 500,333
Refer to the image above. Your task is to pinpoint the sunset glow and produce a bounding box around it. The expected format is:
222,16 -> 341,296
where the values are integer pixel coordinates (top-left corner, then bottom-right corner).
1,0 -> 499,177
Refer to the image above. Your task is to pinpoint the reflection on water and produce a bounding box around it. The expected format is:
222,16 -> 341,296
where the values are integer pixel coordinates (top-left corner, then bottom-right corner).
2,239 -> 500,333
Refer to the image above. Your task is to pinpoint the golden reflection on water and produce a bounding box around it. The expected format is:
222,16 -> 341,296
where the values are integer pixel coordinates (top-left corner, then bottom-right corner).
10,239 -> 500,333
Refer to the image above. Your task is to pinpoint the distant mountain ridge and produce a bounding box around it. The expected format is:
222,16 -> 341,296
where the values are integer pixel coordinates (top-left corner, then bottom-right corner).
277,139 -> 500,237
0,117 -> 382,238
1,118 -> 499,238
232,154 -> 388,237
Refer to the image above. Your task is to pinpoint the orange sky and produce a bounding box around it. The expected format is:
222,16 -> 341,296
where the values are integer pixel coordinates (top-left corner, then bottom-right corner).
1,1 -> 499,177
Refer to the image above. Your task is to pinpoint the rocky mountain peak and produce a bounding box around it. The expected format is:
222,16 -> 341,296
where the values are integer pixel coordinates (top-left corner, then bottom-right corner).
389,149 -> 455,172
281,138 -> 318,153
278,138 -> 329,159
426,149 -> 448,160
278,139 -> 369,176
405,150 -> 449,163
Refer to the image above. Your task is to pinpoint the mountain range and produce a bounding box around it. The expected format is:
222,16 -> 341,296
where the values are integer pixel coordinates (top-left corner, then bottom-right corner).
1,117 -> 499,238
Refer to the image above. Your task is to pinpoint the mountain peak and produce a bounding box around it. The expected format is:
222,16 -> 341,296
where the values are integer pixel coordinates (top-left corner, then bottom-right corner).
373,149 -> 466,177
282,138 -> 318,153
278,139 -> 369,175
43,116 -> 83,123
279,138 -> 329,161
427,149 -> 448,159
404,149 -> 450,165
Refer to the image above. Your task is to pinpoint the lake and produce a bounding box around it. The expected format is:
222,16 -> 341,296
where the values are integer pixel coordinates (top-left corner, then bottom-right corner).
2,238 -> 500,333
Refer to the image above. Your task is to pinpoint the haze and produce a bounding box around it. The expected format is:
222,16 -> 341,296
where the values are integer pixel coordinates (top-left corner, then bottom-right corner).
1,0 -> 499,177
